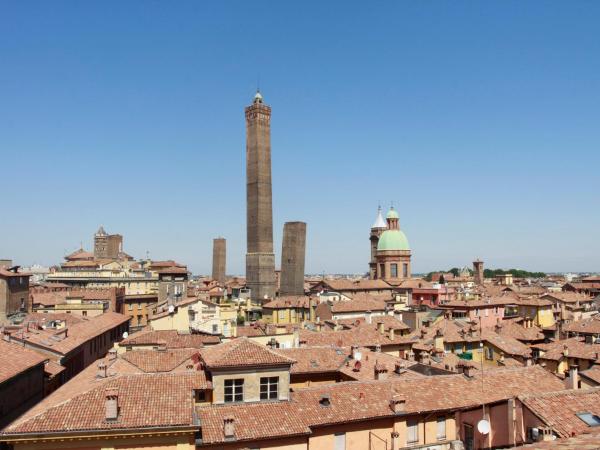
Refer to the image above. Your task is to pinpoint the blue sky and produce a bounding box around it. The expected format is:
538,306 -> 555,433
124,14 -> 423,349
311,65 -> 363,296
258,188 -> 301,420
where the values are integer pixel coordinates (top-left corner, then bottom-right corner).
1,1 -> 599,275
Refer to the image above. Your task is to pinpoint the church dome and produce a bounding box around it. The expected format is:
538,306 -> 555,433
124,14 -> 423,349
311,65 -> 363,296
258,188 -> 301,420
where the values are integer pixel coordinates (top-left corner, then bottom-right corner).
386,208 -> 399,220
377,229 -> 410,251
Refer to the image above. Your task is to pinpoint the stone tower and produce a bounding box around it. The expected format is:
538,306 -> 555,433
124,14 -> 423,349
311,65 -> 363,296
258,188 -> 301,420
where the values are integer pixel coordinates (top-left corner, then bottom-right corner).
473,259 -> 484,285
369,206 -> 387,279
245,91 -> 276,302
212,238 -> 226,284
280,221 -> 307,296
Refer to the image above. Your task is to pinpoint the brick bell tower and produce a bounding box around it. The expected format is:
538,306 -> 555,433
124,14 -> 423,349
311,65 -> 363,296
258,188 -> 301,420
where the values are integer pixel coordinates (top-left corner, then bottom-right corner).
245,91 -> 276,303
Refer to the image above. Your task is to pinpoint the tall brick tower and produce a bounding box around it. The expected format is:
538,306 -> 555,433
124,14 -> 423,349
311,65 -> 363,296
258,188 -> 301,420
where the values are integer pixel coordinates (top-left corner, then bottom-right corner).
280,221 -> 307,296
473,259 -> 484,285
212,238 -> 226,284
245,91 -> 276,302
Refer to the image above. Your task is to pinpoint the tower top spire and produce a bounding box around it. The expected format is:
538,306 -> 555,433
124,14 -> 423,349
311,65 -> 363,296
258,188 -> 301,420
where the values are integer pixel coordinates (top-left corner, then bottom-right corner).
253,90 -> 263,104
372,206 -> 386,229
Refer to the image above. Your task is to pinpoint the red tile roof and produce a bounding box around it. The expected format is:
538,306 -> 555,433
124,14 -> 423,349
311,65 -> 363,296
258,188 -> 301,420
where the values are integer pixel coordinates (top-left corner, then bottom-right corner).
121,329 -> 220,348
200,337 -> 296,369
0,339 -> 47,384
263,296 -> 313,309
520,388 -> 600,438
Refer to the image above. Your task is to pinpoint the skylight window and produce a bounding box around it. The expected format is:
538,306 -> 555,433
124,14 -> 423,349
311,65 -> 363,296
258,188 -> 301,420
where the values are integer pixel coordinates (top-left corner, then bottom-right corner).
576,412 -> 600,427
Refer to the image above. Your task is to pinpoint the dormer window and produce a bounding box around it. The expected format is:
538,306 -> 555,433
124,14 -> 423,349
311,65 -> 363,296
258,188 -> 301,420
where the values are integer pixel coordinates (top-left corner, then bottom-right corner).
260,376 -> 279,400
224,379 -> 244,403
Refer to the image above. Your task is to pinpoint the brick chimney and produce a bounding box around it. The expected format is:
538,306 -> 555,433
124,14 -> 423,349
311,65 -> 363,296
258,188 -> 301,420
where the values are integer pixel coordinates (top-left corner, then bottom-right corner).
2,329 -> 10,342
223,415 -> 235,440
420,351 -> 430,365
390,394 -> 406,414
105,388 -> 119,420
394,361 -> 406,374
407,349 -> 415,362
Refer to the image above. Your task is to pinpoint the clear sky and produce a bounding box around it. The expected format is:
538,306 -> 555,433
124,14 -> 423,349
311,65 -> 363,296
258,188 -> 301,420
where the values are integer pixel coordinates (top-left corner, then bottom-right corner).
1,1 -> 599,275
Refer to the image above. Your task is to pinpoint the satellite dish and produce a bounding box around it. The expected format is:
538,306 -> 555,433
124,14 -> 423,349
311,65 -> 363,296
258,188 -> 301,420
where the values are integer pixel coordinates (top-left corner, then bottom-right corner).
168,305 -> 175,314
122,331 -> 129,339
477,419 -> 490,435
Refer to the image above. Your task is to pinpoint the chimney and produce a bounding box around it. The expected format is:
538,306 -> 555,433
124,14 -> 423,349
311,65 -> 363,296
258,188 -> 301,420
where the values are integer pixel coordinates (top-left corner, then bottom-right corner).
393,310 -> 403,322
223,416 -> 235,440
562,344 -> 569,358
375,344 -> 382,353
394,361 -> 406,374
374,361 -> 388,380
2,329 -> 10,342
540,427 -> 554,442
293,327 -> 300,348
105,388 -> 119,420
389,328 -> 395,341
420,352 -> 430,365
377,321 -> 385,335
464,364 -> 476,378
567,365 -> 579,390
108,348 -> 117,361
407,350 -> 415,362
390,394 -> 406,414
157,341 -> 167,352
97,361 -> 108,378
525,357 -> 533,367
366,310 -> 372,324
351,345 -> 360,360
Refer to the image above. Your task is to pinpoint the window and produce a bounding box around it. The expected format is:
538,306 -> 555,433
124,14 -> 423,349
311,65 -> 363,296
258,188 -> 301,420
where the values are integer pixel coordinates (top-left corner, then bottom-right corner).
260,376 -> 279,400
379,264 -> 385,278
390,264 -> 398,278
403,263 -> 408,278
278,310 -> 286,320
577,412 -> 600,427
437,416 -> 446,440
334,432 -> 346,450
407,419 -> 418,444
486,347 -> 494,360
128,303 -> 133,311
224,379 -> 244,403
212,324 -> 219,334
82,311 -> 87,317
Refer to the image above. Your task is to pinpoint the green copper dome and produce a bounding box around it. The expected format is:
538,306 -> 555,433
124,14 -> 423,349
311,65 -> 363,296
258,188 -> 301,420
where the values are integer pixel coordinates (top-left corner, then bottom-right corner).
386,208 -> 399,219
377,229 -> 410,251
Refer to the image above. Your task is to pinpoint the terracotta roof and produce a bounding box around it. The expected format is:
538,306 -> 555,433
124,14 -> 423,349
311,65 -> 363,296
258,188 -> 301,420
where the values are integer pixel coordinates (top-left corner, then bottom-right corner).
0,339 -> 47,384
198,366 -> 563,445
7,312 -> 130,356
274,347 -> 348,374
60,260 -> 100,268
438,295 -> 517,309
514,296 -> 554,307
299,325 -> 400,348
121,329 -> 220,348
533,337 -> 600,362
263,296 -> 313,309
515,428 -> 600,449
234,322 -> 296,337
520,388 -> 600,438
543,292 -> 594,304
580,365 -> 600,385
198,401 -> 310,444
200,338 -> 296,369
318,279 -> 392,292
330,297 -> 387,313
3,372 -> 204,435
120,349 -> 199,373
64,249 -> 94,261
563,315 -> 600,335
496,320 -> 545,342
